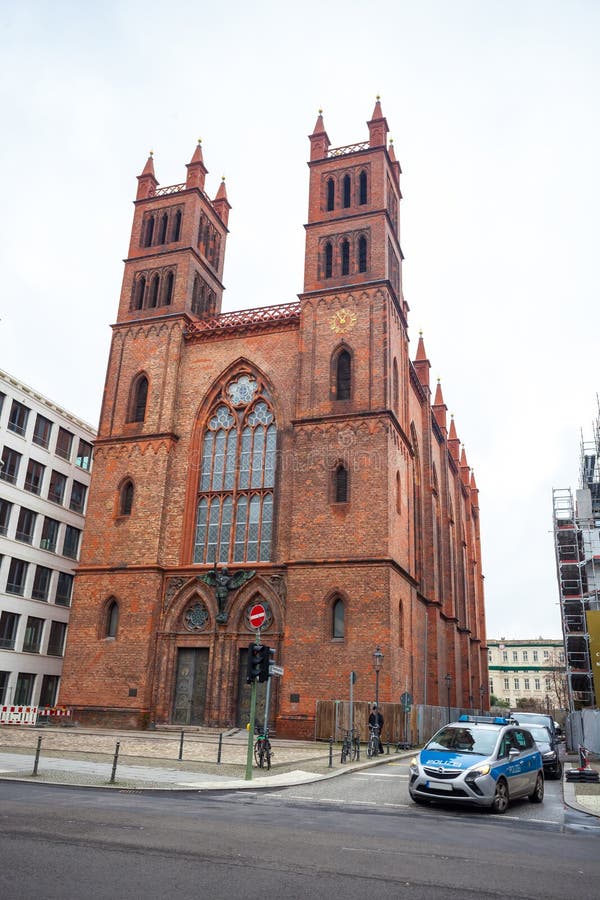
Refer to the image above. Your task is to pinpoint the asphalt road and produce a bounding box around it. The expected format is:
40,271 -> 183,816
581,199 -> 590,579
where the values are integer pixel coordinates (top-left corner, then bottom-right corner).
1,760 -> 599,900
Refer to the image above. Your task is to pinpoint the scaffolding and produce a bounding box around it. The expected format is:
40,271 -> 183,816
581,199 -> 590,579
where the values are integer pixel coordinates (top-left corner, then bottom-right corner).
553,398 -> 600,711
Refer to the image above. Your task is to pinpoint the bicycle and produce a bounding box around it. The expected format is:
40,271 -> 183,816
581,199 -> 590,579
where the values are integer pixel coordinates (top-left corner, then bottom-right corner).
254,728 -> 273,769
366,724 -> 380,758
340,727 -> 360,763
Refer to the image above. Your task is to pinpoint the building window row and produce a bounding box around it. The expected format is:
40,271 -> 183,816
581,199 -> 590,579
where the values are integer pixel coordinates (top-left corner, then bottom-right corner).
2,557 -> 74,604
141,206 -> 183,248
197,214 -> 221,269
321,234 -> 368,279
0,451 -> 88,514
0,609 -> 67,657
325,169 -> 369,212
0,670 -> 61,707
131,267 -> 175,311
191,273 -> 217,317
1,403 -> 92,469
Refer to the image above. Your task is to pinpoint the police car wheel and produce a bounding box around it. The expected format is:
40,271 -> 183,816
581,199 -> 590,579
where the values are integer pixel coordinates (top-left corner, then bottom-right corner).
411,794 -> 429,806
491,779 -> 509,814
529,773 -> 544,803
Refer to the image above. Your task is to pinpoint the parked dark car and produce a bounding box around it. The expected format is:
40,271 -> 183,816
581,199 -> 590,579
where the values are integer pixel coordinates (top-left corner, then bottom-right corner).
520,723 -> 563,780
510,712 -> 556,738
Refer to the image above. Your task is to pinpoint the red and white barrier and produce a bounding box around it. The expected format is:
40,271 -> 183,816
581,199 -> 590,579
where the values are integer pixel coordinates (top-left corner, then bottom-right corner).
0,705 -> 38,725
37,707 -> 72,719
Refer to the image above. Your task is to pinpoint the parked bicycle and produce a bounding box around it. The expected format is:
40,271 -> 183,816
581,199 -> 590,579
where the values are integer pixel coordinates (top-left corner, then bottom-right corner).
366,724 -> 380,758
254,728 -> 273,769
340,727 -> 360,763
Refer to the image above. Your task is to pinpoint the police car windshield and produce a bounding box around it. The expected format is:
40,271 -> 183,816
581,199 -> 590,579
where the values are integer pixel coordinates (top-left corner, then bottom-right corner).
427,726 -> 497,756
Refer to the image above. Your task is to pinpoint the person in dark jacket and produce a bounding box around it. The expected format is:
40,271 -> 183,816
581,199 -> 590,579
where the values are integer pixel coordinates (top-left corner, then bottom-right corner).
369,703 -> 384,753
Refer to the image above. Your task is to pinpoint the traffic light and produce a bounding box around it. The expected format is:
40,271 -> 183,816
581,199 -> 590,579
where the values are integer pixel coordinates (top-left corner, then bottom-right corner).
246,643 -> 271,684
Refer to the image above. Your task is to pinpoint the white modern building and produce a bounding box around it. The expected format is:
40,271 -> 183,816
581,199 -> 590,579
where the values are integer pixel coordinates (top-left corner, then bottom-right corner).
487,638 -> 566,710
0,369 -> 95,708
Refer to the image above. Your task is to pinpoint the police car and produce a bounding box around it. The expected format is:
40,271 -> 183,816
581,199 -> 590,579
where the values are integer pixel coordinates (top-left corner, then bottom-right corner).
408,715 -> 544,813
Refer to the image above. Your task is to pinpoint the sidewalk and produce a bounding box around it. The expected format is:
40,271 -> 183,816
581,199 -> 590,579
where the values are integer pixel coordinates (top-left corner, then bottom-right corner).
1,727 -> 599,821
0,725 -> 406,791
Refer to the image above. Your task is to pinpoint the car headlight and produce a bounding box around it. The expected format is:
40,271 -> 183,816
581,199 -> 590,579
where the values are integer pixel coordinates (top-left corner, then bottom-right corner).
542,751 -> 556,760
409,757 -> 419,775
465,763 -> 491,781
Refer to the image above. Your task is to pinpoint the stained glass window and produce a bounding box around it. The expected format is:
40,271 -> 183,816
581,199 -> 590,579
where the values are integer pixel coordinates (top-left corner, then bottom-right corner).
194,376 -> 276,564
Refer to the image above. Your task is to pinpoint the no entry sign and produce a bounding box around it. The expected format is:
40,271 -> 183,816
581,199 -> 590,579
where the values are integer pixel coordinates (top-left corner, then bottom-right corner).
249,603 -> 266,629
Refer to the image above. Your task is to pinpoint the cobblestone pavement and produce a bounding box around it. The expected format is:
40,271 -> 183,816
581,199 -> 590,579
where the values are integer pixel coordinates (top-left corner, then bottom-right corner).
0,725 -> 404,790
0,726 -> 598,818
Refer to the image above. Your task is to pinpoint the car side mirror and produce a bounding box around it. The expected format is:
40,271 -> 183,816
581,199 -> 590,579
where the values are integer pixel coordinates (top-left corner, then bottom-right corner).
508,747 -> 520,758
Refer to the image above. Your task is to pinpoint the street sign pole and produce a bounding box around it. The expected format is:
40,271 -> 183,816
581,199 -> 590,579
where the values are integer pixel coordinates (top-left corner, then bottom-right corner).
245,677 -> 257,780
263,649 -> 275,733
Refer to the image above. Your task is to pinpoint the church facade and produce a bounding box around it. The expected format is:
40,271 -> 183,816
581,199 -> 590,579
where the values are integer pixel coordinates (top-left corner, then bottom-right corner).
59,102 -> 488,738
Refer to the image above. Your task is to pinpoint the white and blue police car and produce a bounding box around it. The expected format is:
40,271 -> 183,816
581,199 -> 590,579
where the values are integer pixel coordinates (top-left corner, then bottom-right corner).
408,715 -> 544,813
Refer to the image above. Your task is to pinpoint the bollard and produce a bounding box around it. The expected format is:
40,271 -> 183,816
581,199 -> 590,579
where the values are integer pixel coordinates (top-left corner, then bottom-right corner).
328,737 -> 333,768
178,729 -> 185,761
110,741 -> 120,784
217,732 -> 223,765
32,735 -> 42,776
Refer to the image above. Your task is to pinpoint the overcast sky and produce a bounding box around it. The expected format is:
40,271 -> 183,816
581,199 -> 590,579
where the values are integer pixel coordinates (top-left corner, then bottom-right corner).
2,1 -> 598,640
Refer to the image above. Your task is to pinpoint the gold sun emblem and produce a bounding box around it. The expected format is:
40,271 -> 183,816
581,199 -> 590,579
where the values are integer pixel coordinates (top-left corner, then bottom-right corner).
330,308 -> 357,334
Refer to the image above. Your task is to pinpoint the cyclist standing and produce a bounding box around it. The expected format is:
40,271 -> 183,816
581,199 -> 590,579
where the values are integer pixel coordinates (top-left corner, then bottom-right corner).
369,703 -> 384,754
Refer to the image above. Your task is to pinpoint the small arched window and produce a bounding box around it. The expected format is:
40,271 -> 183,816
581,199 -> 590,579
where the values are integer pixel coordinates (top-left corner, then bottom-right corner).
149,274 -> 160,308
343,174 -> 351,208
133,276 -> 146,310
106,599 -> 119,638
120,480 -> 134,516
336,349 -> 351,400
172,210 -> 182,241
324,242 -> 333,279
341,240 -> 350,276
332,598 -> 345,639
399,600 -> 404,647
130,376 -> 148,423
158,213 -> 168,244
144,216 -> 155,247
393,358 -> 399,411
358,236 -> 368,273
359,170 -> 368,205
396,471 -> 401,514
334,464 -> 348,503
326,178 -> 335,211
163,271 -> 174,305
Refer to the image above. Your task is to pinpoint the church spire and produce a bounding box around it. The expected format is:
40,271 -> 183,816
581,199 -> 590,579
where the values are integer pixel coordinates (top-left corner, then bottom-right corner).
186,139 -> 208,191
368,95 -> 389,148
309,109 -> 330,161
432,378 -> 448,435
136,151 -> 158,200
413,331 -> 430,389
213,177 -> 231,227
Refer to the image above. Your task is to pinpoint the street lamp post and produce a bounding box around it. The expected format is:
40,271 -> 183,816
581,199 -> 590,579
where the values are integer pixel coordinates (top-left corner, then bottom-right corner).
372,646 -> 384,709
444,673 -> 452,722
479,685 -> 485,716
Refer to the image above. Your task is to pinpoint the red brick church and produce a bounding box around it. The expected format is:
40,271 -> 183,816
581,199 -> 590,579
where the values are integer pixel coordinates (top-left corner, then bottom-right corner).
60,101 -> 488,738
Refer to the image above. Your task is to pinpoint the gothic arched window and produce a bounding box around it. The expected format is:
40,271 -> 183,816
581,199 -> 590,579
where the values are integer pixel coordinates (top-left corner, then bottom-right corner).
105,599 -> 119,638
149,274 -> 160,308
158,213 -> 168,244
129,375 -> 148,423
143,215 -> 155,248
194,374 -> 277,564
343,174 -> 351,208
359,170 -> 368,205
172,210 -> 182,241
332,597 -> 345,639
162,270 -> 174,305
358,235 -> 368,273
336,349 -> 352,400
326,178 -> 335,211
324,242 -> 333,279
341,240 -> 350,276
334,463 -> 348,503
120,480 -> 134,516
133,275 -> 146,310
